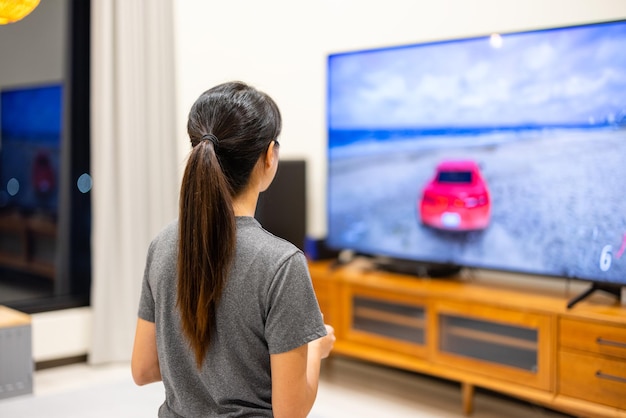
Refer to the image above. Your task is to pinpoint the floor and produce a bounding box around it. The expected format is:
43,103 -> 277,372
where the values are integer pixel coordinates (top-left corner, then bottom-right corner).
0,356 -> 573,418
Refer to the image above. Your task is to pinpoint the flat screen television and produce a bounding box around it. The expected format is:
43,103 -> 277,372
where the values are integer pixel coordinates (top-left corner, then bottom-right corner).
326,19 -> 626,306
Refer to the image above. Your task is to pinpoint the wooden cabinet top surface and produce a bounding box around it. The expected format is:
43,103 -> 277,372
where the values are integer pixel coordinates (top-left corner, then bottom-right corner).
309,260 -> 626,326
0,306 -> 31,328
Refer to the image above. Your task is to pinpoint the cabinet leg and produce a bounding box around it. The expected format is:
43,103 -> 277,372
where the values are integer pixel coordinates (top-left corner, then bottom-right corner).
462,382 -> 474,416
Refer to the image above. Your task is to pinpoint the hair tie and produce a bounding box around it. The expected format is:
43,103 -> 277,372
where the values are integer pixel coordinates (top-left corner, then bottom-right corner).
201,133 -> 219,147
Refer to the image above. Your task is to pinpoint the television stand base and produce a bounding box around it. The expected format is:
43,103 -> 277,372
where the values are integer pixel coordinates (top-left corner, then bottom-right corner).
567,282 -> 623,309
328,252 -> 462,278
372,256 -> 461,278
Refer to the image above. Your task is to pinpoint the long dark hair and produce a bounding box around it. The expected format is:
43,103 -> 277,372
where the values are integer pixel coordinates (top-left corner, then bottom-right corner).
178,81 -> 282,367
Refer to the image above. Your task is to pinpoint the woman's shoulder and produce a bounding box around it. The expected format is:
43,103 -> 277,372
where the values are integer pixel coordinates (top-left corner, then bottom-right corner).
148,219 -> 178,251
237,216 -> 302,259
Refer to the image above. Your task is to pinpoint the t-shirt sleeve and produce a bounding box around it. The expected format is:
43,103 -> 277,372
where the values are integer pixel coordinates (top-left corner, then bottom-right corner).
265,252 -> 327,354
137,240 -> 156,323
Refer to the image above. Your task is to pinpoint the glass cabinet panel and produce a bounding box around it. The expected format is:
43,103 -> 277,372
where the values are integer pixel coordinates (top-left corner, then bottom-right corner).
439,314 -> 538,372
353,296 -> 425,345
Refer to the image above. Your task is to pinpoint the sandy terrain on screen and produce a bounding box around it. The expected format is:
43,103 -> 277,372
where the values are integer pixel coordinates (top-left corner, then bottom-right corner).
328,129 -> 626,283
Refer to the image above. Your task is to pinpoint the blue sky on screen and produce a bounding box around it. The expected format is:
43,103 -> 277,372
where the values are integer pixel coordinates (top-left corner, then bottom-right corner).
1,84 -> 63,139
328,21 -> 626,129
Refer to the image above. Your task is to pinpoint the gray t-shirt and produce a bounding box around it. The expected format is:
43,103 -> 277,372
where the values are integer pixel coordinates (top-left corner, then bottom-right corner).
138,216 -> 327,417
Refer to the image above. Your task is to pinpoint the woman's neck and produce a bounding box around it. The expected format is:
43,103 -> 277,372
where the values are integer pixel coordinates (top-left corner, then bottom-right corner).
232,188 -> 259,217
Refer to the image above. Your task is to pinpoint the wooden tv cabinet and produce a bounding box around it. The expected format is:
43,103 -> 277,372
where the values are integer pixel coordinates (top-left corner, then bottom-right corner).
309,260 -> 626,417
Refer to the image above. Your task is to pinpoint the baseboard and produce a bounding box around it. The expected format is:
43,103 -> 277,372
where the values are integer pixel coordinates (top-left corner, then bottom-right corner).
35,354 -> 88,371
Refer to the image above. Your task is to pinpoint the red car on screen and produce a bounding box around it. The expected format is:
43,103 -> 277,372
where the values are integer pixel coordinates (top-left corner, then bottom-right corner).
419,160 -> 491,231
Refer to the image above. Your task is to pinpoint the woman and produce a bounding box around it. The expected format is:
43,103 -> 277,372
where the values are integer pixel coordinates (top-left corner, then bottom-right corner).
132,81 -> 335,417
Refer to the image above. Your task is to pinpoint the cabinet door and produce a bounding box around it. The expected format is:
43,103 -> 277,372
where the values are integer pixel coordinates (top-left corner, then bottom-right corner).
433,301 -> 554,391
342,284 -> 427,358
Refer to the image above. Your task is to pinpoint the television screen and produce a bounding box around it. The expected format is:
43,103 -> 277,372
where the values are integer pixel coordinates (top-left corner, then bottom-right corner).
326,20 -> 626,286
1,84 -> 63,216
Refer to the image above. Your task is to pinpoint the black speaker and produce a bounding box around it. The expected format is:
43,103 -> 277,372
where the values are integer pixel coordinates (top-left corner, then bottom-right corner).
303,237 -> 340,261
255,159 -> 306,251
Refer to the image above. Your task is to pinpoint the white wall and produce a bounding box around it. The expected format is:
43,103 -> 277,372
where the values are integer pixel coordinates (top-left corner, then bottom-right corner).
0,0 -> 67,87
31,307 -> 91,362
173,0 -> 626,238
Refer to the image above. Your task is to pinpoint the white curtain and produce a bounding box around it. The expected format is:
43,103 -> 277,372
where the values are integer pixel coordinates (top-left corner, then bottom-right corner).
90,0 -> 179,364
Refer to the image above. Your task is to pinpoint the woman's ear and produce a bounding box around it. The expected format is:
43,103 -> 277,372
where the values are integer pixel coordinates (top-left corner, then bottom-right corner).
257,141 -> 279,193
265,140 -> 278,169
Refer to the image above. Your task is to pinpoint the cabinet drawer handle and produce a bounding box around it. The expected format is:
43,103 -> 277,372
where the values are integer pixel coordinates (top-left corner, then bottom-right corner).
596,371 -> 626,384
596,337 -> 626,349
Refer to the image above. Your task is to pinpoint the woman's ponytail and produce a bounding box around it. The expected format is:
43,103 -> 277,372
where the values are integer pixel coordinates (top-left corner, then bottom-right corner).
177,139 -> 235,368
